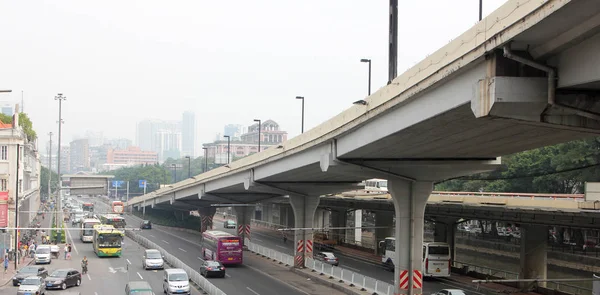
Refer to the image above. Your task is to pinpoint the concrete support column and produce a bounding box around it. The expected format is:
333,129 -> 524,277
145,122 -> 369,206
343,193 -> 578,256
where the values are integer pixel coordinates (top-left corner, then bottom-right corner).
354,209 -> 363,245
330,210 -> 347,244
262,203 -> 272,223
389,179 -> 433,295
198,207 -> 216,233
313,209 -> 330,230
234,206 -> 253,246
142,201 -> 146,217
433,218 -> 458,263
289,195 -> 320,268
520,225 -> 548,287
375,211 -> 394,255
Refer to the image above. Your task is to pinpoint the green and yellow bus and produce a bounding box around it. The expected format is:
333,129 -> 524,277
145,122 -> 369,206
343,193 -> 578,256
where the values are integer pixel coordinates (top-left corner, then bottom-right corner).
92,224 -> 124,257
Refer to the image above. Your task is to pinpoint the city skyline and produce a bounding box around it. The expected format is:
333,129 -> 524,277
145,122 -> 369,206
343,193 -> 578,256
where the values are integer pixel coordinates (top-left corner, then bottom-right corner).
0,1 -> 507,157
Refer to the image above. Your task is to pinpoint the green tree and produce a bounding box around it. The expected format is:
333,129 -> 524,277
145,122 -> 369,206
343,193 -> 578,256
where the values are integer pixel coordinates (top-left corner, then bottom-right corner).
18,113 -> 37,141
40,166 -> 59,198
0,113 -> 11,124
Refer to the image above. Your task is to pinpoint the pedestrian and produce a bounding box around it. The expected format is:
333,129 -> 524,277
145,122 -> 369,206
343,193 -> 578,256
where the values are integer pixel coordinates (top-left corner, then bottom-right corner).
3,255 -> 8,274
63,244 -> 68,259
67,244 -> 72,260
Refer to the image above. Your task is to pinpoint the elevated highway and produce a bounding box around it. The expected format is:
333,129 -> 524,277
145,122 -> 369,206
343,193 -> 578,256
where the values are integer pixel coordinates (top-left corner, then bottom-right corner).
128,1 -> 600,293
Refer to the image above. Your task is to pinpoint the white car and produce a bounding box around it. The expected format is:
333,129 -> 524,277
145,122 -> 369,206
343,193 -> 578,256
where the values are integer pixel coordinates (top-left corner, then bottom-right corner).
34,246 -> 52,264
432,289 -> 467,295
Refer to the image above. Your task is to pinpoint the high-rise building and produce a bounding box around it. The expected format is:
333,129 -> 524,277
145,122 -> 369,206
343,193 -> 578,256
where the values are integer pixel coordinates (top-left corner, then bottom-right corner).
85,130 -> 104,147
69,139 -> 90,172
59,146 -> 70,174
89,144 -> 111,172
182,111 -> 195,158
224,124 -> 242,140
106,138 -> 132,150
136,119 -> 181,162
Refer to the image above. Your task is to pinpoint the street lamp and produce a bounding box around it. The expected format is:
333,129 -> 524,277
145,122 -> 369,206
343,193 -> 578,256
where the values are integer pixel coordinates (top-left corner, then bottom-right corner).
295,96 -> 304,133
479,0 -> 483,21
171,163 -> 177,183
54,93 -> 66,235
202,147 -> 208,172
253,119 -> 261,152
223,135 -> 231,164
0,90 -> 12,93
360,59 -> 372,96
185,156 -> 191,178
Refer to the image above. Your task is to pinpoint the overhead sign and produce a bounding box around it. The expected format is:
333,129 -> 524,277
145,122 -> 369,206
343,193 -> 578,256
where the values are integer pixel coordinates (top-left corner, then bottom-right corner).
0,191 -> 8,227
112,181 -> 125,188
139,180 -> 147,188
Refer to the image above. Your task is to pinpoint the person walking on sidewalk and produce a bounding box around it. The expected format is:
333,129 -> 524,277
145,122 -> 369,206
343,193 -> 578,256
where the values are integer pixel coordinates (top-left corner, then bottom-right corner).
3,255 -> 8,274
63,244 -> 68,259
66,244 -> 72,260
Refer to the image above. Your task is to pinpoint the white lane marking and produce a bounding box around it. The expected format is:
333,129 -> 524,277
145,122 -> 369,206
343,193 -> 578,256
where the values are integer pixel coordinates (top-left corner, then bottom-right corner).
137,272 -> 143,280
161,240 -> 170,244
343,266 -> 361,272
87,274 -> 91,280
253,238 -> 263,242
197,257 -> 203,260
126,259 -> 131,265
178,248 -> 187,252
149,234 -> 155,238
275,245 -> 287,249
225,273 -> 231,278
246,287 -> 260,295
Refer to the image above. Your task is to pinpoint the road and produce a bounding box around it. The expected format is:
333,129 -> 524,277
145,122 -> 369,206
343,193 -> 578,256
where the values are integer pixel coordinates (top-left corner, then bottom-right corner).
61,197 -> 204,295
214,215 -> 481,295
92,199 -> 311,295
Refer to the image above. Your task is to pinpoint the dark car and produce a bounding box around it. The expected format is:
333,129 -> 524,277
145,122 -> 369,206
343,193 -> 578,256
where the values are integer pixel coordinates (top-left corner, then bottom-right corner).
13,265 -> 48,286
44,268 -> 81,290
223,220 -> 236,229
140,220 -> 152,229
200,260 -> 225,278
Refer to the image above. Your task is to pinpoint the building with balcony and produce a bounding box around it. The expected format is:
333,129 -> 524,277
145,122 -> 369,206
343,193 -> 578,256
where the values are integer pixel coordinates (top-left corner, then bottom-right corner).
0,112 -> 41,252
107,146 -> 158,166
203,120 -> 288,164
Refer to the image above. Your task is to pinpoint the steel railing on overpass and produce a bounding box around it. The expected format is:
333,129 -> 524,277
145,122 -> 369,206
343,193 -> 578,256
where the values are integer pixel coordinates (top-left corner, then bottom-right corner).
125,230 -> 226,295
245,239 -> 394,295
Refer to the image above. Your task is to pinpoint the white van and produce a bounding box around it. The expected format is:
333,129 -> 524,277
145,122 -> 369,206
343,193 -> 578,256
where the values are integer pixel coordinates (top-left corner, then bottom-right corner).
162,269 -> 190,295
34,245 -> 52,264
422,242 -> 451,277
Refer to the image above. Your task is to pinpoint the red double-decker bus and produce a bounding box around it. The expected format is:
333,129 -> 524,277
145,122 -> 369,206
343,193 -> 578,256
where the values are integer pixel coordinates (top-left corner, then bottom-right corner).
201,231 -> 243,265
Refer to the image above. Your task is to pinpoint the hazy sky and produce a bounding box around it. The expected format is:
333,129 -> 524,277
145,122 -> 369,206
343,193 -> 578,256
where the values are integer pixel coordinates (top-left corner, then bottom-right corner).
0,0 -> 506,154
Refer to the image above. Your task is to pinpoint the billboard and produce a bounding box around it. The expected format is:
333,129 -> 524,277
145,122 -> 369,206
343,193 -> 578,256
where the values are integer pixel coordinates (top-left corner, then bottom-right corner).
0,191 -> 8,227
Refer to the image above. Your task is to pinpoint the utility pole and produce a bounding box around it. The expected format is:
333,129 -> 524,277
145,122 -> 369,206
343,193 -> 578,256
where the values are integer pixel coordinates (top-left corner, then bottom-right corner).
48,132 -> 53,200
54,93 -> 66,229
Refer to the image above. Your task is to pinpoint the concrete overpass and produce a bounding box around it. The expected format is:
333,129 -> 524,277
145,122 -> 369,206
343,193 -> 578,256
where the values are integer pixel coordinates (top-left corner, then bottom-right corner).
128,1 -> 600,293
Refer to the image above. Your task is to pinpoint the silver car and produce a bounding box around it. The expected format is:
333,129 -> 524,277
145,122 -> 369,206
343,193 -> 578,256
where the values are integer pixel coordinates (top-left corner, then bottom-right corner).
142,249 -> 165,270
315,252 -> 339,266
17,276 -> 46,295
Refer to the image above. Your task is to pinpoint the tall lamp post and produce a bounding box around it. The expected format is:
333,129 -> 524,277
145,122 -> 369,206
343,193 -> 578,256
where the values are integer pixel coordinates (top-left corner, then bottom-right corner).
479,0 -> 483,21
54,93 -> 66,234
185,156 -> 191,178
253,119 -> 261,152
223,135 -> 231,164
202,147 -> 208,172
295,96 -> 304,133
14,144 -> 19,269
47,132 -> 53,199
360,59 -> 372,95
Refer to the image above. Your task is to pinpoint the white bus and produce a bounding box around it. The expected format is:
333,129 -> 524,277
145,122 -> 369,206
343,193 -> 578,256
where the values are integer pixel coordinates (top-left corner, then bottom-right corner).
80,218 -> 101,242
380,237 -> 451,277
364,179 -> 388,192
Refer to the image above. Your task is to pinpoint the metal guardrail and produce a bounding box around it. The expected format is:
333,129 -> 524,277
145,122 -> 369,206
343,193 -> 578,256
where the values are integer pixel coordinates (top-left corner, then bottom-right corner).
246,239 -> 394,295
125,230 -> 226,295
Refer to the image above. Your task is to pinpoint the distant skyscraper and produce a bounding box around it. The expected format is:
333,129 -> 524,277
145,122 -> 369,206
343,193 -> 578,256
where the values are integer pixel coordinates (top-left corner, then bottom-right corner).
182,111 -> 195,158
85,130 -> 104,147
70,139 -> 90,172
224,124 -> 242,140
0,102 -> 14,116
136,119 -> 182,162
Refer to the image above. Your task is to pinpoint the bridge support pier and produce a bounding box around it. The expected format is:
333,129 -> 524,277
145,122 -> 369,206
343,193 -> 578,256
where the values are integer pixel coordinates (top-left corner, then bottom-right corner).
289,195 -> 320,268
234,206 -> 254,246
375,211 -> 394,255
520,224 -> 547,288
433,218 -> 458,263
331,210 -> 347,245
198,207 -> 216,233
389,179 -> 432,295
262,203 -> 272,224
313,209 -> 330,232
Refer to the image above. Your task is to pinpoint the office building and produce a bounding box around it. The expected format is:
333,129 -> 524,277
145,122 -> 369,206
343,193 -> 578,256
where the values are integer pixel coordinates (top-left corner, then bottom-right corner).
69,139 -> 90,173
182,111 -> 195,158
107,146 -> 158,166
136,119 -> 181,162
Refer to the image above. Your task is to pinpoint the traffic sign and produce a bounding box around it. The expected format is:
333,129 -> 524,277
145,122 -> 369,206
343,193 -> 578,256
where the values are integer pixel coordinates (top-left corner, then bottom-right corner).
139,180 -> 147,188
112,181 -> 125,188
